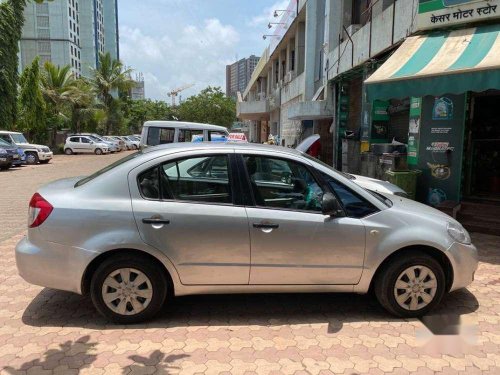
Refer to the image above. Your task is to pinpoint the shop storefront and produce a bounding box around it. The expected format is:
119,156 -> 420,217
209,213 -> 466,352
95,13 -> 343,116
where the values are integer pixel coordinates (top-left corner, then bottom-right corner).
364,0 -> 500,207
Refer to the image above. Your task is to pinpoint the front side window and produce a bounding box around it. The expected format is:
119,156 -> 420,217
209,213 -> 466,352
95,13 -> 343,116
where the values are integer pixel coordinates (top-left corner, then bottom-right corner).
10,133 -> 28,144
81,137 -> 90,144
245,156 -> 324,212
138,155 -> 232,204
321,173 -> 378,218
146,127 -> 175,146
178,129 -> 204,142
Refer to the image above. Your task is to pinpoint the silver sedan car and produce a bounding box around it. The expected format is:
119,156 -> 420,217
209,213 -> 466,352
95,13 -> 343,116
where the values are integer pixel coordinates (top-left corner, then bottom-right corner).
16,143 -> 478,323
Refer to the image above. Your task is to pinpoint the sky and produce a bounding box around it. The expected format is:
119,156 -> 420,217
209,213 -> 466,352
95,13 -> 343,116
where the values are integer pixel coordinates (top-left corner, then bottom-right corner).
118,0 -> 290,101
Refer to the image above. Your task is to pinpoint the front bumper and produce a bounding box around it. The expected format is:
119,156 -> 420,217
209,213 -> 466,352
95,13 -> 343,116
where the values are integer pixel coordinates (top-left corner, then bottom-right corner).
447,241 -> 478,292
0,155 -> 13,165
38,151 -> 53,161
15,236 -> 97,294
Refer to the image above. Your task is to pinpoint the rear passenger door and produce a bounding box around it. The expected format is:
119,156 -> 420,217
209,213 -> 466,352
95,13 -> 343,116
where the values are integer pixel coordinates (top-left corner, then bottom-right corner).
130,151 -> 251,285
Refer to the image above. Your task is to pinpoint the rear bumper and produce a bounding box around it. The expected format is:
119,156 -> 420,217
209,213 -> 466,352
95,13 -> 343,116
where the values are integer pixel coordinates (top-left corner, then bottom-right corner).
447,241 -> 478,292
38,152 -> 53,161
15,236 -> 97,294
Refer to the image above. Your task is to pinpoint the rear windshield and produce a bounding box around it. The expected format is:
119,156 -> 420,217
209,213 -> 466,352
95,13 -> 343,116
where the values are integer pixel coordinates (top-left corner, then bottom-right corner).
75,151 -> 142,187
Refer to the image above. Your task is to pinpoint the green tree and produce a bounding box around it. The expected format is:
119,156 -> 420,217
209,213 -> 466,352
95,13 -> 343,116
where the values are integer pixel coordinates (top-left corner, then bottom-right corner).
17,56 -> 46,143
0,0 -> 49,129
177,87 -> 235,128
90,52 -> 134,134
40,62 -> 77,144
122,98 -> 176,133
68,79 -> 99,134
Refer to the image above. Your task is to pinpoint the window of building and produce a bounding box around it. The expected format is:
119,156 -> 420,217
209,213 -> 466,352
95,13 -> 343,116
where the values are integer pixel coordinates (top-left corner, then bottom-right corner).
244,156 -> 324,212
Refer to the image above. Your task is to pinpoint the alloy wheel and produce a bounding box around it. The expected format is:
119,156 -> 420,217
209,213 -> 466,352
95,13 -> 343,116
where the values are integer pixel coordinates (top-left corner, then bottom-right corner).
393,265 -> 437,311
101,268 -> 153,316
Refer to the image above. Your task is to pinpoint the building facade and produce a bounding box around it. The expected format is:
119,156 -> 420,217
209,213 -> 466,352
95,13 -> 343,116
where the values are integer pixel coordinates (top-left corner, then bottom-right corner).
130,73 -> 145,100
18,0 -> 119,78
225,55 -> 260,99
239,0 -> 500,228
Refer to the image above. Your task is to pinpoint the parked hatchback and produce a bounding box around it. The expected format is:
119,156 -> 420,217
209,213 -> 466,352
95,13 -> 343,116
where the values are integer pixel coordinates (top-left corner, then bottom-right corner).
64,136 -> 109,155
16,143 -> 477,323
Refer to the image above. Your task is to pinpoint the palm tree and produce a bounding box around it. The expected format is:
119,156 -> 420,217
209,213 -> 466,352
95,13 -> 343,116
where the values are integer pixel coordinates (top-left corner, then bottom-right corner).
90,52 -> 134,134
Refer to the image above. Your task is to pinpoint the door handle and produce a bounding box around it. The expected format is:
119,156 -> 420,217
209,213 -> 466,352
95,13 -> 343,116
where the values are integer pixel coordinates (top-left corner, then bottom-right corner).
142,218 -> 170,225
253,223 -> 279,229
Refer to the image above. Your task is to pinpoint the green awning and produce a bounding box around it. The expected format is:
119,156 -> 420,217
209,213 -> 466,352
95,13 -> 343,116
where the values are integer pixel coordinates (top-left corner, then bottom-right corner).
365,24 -> 500,101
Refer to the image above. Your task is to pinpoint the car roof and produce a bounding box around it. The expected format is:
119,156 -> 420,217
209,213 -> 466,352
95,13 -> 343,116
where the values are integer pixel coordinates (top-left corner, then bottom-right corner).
142,142 -> 304,157
0,131 -> 21,135
143,121 -> 228,132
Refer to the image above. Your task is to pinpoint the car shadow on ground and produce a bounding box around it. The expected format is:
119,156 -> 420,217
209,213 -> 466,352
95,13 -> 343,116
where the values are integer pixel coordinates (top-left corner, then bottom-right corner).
22,288 -> 478,335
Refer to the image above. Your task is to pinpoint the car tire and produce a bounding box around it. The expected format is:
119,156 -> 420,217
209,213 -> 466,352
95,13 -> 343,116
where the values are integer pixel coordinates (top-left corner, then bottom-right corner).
64,148 -> 73,155
25,152 -> 39,165
39,160 -> 50,164
0,163 -> 12,171
90,254 -> 168,324
94,148 -> 103,155
374,251 -> 446,318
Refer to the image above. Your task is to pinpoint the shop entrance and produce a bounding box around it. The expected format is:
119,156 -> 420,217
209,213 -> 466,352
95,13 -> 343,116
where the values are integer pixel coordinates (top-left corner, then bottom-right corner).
464,91 -> 500,201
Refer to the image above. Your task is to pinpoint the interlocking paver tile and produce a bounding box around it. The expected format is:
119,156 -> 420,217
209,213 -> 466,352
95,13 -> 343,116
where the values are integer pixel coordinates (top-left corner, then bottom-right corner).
0,153 -> 499,374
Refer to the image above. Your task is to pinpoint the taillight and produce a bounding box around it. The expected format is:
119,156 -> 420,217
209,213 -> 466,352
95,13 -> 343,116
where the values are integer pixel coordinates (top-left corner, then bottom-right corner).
28,193 -> 53,228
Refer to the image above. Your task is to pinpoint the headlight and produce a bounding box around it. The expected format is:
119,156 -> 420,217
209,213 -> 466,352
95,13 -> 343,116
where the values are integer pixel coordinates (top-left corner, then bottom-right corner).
447,222 -> 471,244
37,148 -> 42,152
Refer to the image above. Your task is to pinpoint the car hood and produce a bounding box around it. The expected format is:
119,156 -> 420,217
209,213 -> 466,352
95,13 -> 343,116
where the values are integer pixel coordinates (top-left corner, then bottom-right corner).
17,143 -> 48,150
351,174 -> 406,195
385,192 -> 454,223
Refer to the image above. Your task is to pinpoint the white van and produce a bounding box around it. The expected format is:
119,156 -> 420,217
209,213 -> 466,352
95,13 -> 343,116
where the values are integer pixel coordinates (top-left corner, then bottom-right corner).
140,121 -> 229,149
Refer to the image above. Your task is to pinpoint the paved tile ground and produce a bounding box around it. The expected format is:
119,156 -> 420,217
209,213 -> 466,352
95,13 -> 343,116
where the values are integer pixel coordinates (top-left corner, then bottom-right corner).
0,153 -> 499,374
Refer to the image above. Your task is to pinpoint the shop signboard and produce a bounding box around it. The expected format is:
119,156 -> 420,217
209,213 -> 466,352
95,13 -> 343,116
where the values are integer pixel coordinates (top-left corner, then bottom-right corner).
408,97 -> 422,165
418,0 -> 500,30
415,94 -> 466,205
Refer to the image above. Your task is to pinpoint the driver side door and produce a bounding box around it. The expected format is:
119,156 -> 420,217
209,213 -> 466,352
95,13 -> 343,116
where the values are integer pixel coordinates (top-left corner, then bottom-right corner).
241,153 -> 366,285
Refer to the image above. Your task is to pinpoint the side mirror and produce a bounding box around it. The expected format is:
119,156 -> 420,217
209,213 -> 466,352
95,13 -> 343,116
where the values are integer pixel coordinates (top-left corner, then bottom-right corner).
322,193 -> 344,217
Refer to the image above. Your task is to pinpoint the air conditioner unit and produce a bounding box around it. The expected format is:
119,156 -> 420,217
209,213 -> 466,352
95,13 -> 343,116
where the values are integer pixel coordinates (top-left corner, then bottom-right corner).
284,71 -> 296,84
345,24 -> 362,38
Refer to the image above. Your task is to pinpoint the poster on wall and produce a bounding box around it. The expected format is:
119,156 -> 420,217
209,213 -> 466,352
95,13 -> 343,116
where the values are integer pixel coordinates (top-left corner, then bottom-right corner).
408,97 -> 422,165
416,94 -> 466,205
418,0 -> 500,31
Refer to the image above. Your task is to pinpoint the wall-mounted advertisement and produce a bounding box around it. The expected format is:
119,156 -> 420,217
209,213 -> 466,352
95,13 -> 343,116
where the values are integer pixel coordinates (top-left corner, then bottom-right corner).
418,0 -> 500,30
408,97 -> 422,165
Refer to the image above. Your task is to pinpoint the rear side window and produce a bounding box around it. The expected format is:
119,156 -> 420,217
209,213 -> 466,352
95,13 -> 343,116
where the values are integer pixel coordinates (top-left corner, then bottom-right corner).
146,127 -> 175,146
321,173 -> 378,218
138,155 -> 233,204
178,129 -> 204,142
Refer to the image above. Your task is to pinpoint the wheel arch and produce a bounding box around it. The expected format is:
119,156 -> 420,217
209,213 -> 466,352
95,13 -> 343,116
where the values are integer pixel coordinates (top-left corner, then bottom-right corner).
81,248 -> 175,297
369,245 -> 454,293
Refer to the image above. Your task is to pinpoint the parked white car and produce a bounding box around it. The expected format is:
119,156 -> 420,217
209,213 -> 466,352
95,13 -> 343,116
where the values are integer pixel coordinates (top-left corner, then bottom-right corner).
296,135 -> 408,197
64,136 -> 109,155
0,131 -> 53,165
124,136 -> 140,149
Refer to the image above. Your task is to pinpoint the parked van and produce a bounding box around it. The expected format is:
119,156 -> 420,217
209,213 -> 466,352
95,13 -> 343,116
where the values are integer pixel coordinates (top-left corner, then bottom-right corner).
140,121 -> 229,149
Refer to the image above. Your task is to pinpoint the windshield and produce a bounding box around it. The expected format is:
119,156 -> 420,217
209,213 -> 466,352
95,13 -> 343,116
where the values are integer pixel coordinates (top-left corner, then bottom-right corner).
0,138 -> 13,147
11,133 -> 28,144
89,135 -> 102,142
75,151 -> 142,187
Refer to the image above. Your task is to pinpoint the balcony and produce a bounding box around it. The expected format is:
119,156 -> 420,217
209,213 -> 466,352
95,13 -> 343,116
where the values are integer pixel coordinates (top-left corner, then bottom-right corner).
287,100 -> 333,121
237,100 -> 270,121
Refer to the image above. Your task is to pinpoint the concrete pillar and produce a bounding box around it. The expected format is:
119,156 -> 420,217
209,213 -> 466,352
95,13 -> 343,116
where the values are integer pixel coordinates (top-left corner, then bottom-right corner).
286,41 -> 292,73
271,59 -> 277,89
304,0 -> 318,101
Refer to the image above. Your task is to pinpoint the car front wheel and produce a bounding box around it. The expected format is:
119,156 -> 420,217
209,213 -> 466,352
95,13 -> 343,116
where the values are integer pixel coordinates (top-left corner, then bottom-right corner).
25,152 -> 39,165
94,148 -> 103,155
64,148 -> 73,155
374,251 -> 446,318
90,254 -> 167,324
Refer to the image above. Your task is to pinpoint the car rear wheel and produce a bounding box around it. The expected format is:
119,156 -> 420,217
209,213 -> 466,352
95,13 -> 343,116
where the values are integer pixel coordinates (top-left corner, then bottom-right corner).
94,148 -> 103,155
64,148 -> 73,155
25,152 -> 39,165
374,251 -> 445,318
90,254 -> 167,324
